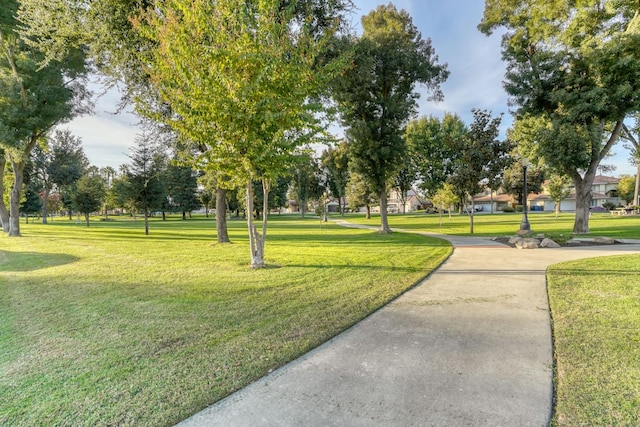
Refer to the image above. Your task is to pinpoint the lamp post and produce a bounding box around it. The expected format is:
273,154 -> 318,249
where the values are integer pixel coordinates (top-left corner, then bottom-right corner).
518,157 -> 531,234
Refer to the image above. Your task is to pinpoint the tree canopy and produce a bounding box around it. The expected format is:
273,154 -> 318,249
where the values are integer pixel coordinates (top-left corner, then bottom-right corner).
134,0 -> 349,267
1,0 -> 89,235
480,0 -> 640,233
335,4 -> 448,233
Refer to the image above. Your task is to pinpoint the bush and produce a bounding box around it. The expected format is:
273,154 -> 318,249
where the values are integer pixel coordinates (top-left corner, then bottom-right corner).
602,202 -> 616,210
501,206 -> 515,213
516,205 -> 524,212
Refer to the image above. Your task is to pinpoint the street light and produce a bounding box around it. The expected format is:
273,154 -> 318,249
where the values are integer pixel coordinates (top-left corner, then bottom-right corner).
518,157 -> 531,234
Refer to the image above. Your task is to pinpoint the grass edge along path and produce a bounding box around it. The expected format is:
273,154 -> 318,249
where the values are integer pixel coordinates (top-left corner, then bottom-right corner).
547,254 -> 640,426
0,216 -> 451,426
339,211 -> 640,239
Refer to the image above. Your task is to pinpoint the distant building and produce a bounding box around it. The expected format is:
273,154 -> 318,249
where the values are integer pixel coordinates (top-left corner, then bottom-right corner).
472,175 -> 622,212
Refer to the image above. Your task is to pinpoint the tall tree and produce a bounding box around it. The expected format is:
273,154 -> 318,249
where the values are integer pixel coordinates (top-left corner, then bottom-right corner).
135,0 -> 349,267
0,0 -> 89,236
449,109 -> 511,234
335,4 -> 448,233
31,129 -> 88,223
480,0 -> 640,234
405,114 -> 465,197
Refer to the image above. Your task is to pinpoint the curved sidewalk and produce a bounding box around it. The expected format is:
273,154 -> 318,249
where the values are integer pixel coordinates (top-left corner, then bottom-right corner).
178,224 -> 640,426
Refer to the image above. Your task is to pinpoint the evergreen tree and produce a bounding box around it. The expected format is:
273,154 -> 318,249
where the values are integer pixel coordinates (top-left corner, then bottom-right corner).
124,134 -> 167,235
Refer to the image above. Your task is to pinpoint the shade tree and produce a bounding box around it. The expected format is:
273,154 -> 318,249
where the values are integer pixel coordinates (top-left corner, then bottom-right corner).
0,0 -> 90,235
480,0 -> 640,234
134,0 -> 349,267
335,4 -> 448,233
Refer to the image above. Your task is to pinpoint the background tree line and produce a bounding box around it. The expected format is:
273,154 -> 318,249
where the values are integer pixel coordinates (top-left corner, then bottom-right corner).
4,0 -> 640,266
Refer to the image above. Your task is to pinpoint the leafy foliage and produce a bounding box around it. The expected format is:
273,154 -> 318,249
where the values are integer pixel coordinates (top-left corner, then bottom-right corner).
448,109 -> 512,233
336,4 -> 448,232
405,114 -> 465,196
480,0 -> 640,233
72,175 -> 106,226
617,175 -> 636,205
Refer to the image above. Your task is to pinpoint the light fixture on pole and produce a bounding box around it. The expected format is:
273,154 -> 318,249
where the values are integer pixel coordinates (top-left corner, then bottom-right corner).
518,157 -> 531,234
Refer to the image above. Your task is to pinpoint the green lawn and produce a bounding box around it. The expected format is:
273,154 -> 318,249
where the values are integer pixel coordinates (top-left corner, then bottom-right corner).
340,210 -> 640,238
0,215 -> 451,426
548,256 -> 640,426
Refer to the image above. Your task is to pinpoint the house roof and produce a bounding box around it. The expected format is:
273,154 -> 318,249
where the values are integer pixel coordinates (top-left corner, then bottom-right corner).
473,194 -> 513,202
592,175 -> 619,184
531,191 -> 609,201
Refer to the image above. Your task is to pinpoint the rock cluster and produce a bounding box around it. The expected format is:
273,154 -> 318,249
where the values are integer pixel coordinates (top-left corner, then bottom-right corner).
508,236 -> 560,249
502,235 -> 621,249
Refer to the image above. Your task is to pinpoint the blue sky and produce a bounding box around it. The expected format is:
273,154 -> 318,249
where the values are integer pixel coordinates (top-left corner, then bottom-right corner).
65,0 -> 637,175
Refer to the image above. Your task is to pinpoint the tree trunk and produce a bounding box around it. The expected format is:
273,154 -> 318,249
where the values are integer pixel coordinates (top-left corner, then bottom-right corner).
246,181 -> 265,268
85,212 -> 90,227
216,187 -> 230,243
0,154 -> 10,233
8,159 -> 25,237
555,201 -> 560,219
144,209 -> 149,235
42,187 -> 50,224
299,198 -> 307,218
490,191 -> 495,214
182,211 -> 187,220
365,204 -> 371,219
379,189 -> 391,233
468,194 -> 475,234
573,177 -> 594,234
635,163 -> 640,206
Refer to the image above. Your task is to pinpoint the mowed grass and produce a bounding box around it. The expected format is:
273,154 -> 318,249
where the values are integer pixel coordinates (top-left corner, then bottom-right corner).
0,215 -> 451,426
548,256 -> 640,426
341,211 -> 640,238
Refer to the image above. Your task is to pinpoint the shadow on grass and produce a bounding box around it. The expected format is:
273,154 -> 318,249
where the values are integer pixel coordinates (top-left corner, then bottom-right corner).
0,251 -> 78,272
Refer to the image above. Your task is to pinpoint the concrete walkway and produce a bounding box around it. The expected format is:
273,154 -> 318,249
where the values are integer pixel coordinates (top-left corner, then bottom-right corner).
177,224 -> 640,426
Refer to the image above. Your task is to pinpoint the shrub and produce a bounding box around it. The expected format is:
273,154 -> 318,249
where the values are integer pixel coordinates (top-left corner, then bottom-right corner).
501,206 -> 515,213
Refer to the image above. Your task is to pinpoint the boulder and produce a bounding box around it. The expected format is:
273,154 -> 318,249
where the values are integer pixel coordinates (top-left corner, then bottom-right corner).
540,238 -> 561,248
509,236 -> 523,245
516,238 -> 539,249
